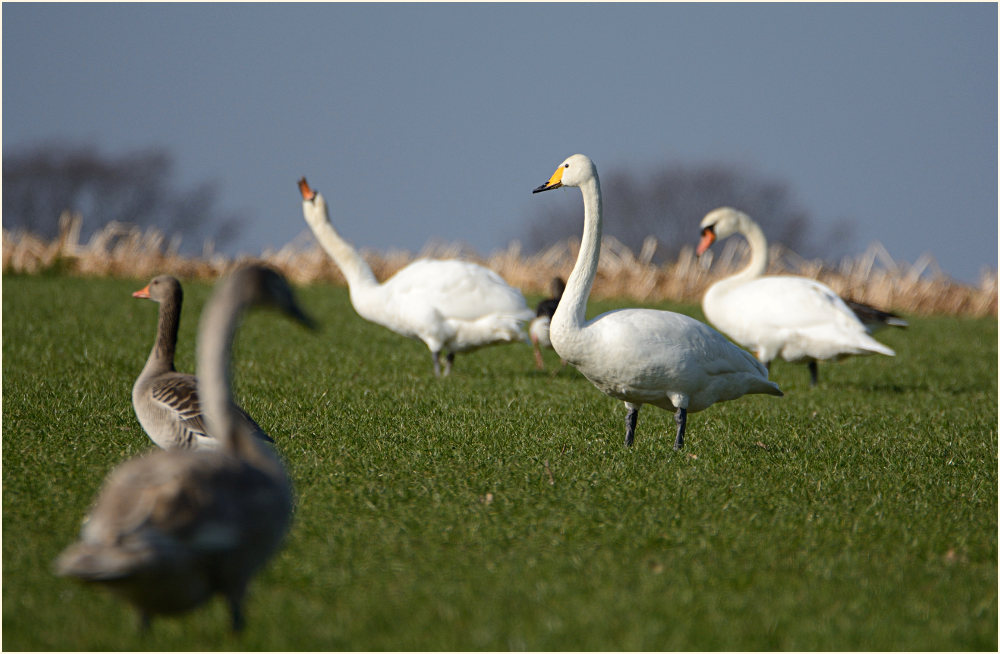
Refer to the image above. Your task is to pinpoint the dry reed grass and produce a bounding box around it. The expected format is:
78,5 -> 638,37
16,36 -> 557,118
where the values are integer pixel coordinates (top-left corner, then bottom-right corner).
4,212 -> 996,317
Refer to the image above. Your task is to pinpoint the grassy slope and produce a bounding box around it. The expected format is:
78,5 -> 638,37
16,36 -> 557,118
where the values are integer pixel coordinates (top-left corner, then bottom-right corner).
2,273 -> 996,650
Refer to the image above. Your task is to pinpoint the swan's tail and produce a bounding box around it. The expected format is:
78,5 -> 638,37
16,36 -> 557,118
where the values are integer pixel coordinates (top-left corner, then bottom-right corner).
850,335 -> 895,358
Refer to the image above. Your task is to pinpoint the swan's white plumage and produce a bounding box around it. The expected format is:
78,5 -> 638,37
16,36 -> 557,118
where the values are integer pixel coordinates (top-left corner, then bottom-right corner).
533,154 -> 781,449
697,207 -> 894,378
299,178 -> 533,375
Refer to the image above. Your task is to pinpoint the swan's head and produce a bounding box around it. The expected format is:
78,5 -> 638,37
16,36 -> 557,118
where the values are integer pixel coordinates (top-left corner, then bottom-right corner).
225,264 -> 317,331
298,177 -> 329,228
533,154 -> 597,193
697,207 -> 751,255
133,275 -> 183,305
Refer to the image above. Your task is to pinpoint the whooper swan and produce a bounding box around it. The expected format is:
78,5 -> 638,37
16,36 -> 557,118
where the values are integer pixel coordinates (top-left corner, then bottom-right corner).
533,154 -> 782,450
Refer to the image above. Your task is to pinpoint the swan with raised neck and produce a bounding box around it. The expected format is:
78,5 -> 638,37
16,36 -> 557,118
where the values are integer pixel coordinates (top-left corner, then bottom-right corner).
298,176 -> 533,376
533,154 -> 782,450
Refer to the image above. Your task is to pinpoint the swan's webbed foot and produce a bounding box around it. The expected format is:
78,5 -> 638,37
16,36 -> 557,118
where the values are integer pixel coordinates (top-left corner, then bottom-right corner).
624,405 -> 639,447
808,360 -> 819,386
673,407 -> 687,450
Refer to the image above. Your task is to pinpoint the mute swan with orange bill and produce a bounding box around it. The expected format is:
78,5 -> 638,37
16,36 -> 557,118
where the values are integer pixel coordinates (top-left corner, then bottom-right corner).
299,177 -> 533,376
697,207 -> 896,386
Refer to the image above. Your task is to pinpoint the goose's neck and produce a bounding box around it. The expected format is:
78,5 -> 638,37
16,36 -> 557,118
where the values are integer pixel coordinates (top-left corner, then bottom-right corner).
729,218 -> 769,283
305,210 -> 379,292
196,289 -> 272,468
554,176 -> 602,332
143,296 -> 180,374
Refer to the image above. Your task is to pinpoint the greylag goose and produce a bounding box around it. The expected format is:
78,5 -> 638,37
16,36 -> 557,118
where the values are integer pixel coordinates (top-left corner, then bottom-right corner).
533,155 -> 781,450
131,275 -> 271,450
299,177 -> 534,376
697,207 -> 896,386
56,264 -> 313,631
529,277 -> 565,370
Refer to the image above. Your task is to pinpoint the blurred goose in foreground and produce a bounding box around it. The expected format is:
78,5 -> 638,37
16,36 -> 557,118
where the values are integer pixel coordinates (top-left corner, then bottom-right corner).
697,207 -> 897,386
131,275 -> 272,450
56,264 -> 314,632
299,177 -> 534,376
533,154 -> 781,451
529,277 -> 566,369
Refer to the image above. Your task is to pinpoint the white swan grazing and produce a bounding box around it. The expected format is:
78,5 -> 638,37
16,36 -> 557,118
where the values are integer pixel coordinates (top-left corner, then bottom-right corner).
56,265 -> 313,631
532,154 -> 782,450
697,207 -> 896,385
299,177 -> 534,376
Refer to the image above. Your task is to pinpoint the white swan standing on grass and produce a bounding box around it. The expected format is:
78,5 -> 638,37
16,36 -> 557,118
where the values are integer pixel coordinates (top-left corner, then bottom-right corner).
532,154 -> 782,450
131,275 -> 272,451
299,177 -> 534,376
697,207 -> 897,386
56,264 -> 314,632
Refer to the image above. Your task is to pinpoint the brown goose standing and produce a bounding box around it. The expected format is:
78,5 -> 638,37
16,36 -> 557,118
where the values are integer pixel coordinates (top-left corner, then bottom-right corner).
131,275 -> 271,450
56,264 -> 314,631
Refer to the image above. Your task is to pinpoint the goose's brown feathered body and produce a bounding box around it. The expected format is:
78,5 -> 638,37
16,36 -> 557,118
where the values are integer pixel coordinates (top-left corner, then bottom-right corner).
131,275 -> 270,450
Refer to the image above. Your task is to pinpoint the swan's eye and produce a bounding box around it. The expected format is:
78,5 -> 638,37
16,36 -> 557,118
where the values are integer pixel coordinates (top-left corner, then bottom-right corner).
563,163 -> 569,168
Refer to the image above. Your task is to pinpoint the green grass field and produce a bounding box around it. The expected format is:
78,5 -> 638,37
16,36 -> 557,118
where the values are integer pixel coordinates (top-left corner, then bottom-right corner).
3,272 -> 996,650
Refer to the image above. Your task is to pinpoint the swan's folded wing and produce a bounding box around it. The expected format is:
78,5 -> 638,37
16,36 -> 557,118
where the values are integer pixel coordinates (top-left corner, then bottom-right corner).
726,277 -> 867,334
386,259 -> 532,321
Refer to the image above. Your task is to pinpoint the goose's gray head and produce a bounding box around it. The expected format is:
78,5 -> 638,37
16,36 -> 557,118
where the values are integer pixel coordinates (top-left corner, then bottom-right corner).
227,264 -> 316,330
132,275 -> 183,304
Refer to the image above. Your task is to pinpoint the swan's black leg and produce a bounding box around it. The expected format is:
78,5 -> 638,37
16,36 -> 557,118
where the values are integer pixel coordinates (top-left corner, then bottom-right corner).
139,611 -> 152,633
808,360 -> 819,386
673,407 -> 687,450
625,405 -> 639,447
432,352 -> 442,376
444,352 -> 456,376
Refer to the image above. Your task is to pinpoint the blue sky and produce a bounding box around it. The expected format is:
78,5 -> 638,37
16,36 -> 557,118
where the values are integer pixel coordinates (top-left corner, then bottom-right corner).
3,3 -> 996,282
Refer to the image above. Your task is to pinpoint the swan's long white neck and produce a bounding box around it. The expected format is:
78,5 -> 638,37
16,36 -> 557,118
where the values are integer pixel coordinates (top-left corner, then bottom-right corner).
719,215 -> 769,287
304,197 -> 379,292
552,174 -> 602,334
